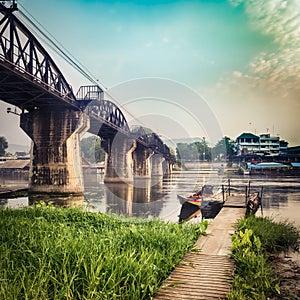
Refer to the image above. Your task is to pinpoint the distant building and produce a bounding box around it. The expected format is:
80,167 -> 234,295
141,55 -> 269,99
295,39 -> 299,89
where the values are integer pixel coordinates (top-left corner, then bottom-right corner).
0,159 -> 30,176
283,146 -> 300,158
236,133 -> 260,156
235,132 -> 288,156
15,151 -> 30,159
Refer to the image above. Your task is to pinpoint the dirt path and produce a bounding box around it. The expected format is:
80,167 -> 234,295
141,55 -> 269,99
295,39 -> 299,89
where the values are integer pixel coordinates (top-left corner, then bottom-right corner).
272,253 -> 300,299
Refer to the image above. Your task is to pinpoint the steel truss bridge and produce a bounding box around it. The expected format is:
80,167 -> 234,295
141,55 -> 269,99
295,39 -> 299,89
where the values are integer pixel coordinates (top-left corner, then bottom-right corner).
0,2 -> 175,163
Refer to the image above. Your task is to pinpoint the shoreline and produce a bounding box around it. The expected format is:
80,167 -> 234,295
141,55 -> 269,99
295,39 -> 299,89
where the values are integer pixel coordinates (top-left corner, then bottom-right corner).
0,184 -> 28,196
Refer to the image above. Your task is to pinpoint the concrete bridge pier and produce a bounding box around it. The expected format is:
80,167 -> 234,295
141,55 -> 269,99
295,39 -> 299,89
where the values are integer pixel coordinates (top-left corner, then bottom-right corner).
163,160 -> 173,176
20,109 -> 90,194
102,136 -> 136,183
151,154 -> 165,177
133,146 -> 154,178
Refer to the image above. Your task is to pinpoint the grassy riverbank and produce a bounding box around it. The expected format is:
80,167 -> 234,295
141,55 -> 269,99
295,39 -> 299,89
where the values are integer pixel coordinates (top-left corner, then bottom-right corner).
0,204 -> 208,300
228,215 -> 300,299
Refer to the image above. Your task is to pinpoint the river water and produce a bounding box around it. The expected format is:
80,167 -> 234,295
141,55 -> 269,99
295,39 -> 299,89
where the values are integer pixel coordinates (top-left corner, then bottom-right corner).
1,164 -> 300,227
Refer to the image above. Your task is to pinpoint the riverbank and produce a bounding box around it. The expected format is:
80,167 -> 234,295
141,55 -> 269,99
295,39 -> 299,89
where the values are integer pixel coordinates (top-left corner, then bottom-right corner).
0,183 -> 28,195
0,184 -> 27,196
0,205 -> 207,300
229,215 -> 300,299
272,254 -> 300,299
1,187 -> 300,299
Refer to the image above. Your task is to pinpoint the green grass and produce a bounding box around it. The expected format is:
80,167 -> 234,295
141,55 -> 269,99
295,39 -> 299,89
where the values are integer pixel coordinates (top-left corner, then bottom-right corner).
0,203 -> 208,300
237,215 -> 300,254
227,215 -> 300,300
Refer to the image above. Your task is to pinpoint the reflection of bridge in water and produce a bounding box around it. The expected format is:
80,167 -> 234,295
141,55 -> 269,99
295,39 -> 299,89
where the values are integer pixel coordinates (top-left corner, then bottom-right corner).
0,2 -> 175,195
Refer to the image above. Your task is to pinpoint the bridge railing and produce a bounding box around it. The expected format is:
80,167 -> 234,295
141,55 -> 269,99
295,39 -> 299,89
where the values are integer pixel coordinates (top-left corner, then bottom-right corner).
76,85 -> 104,102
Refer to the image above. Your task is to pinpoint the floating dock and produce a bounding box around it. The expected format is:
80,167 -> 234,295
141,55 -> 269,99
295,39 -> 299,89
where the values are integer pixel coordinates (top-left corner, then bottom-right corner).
154,194 -> 246,300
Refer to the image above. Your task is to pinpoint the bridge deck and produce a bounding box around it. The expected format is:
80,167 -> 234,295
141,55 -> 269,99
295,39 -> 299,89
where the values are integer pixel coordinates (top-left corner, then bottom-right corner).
154,195 -> 246,300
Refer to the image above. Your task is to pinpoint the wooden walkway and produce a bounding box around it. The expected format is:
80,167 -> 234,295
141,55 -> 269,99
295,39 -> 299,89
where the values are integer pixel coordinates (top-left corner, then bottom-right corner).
154,194 -> 246,300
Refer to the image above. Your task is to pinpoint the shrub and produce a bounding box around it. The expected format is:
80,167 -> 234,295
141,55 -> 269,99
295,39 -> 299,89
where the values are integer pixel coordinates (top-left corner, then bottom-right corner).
227,215 -> 300,299
237,215 -> 300,254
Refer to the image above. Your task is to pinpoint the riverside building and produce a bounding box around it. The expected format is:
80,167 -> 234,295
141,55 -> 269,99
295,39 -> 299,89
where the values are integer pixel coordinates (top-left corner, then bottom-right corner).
235,132 -> 288,156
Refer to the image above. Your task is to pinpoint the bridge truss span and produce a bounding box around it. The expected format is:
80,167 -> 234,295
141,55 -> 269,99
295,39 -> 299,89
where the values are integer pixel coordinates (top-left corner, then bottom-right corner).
76,85 -> 130,138
86,99 -> 130,138
0,3 -> 77,110
130,126 -> 176,163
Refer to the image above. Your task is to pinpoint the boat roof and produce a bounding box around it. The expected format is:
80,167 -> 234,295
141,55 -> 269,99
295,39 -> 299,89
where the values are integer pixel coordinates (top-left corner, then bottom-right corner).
291,162 -> 300,168
253,162 -> 288,168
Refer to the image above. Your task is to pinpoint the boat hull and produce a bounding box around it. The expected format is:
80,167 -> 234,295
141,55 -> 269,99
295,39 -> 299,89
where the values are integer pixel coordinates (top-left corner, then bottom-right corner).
177,194 -> 202,206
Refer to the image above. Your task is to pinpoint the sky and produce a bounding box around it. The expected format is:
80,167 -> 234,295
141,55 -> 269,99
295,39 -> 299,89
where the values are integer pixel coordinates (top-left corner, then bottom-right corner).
0,0 -> 299,148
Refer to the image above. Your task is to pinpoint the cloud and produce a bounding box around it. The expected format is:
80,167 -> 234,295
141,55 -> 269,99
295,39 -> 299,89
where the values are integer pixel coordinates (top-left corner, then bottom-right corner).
228,0 -> 243,7
241,0 -> 300,47
202,0 -> 300,144
249,48 -> 300,96
224,0 -> 300,97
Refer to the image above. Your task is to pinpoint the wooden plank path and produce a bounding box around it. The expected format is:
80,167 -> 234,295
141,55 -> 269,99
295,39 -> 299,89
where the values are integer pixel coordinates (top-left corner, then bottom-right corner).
154,194 -> 246,300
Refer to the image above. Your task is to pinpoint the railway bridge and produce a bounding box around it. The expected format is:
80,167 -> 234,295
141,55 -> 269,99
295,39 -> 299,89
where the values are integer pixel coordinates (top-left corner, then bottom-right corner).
0,2 -> 175,194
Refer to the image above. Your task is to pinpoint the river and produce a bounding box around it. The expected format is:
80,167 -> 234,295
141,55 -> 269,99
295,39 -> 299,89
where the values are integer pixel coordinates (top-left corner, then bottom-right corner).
1,164 -> 300,227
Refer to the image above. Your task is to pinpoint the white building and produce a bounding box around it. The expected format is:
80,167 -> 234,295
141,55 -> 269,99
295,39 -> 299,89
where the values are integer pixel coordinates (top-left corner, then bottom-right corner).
236,132 -> 288,156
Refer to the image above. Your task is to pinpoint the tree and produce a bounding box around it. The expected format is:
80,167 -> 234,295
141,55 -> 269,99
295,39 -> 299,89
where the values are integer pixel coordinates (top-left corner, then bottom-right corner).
212,136 -> 235,160
81,136 -> 105,163
194,141 -> 211,161
176,141 -> 212,161
0,136 -> 8,156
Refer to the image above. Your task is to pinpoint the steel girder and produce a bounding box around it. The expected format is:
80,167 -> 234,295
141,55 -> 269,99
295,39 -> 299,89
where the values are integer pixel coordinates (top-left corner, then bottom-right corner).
0,3 -> 77,110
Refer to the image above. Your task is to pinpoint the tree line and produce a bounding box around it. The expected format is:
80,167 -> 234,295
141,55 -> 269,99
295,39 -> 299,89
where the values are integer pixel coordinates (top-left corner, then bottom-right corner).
1,135 -> 236,162
81,135 -> 236,163
176,136 -> 236,162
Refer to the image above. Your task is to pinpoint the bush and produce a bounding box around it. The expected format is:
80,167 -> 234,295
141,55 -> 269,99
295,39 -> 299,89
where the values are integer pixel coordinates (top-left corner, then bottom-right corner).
228,215 -> 300,299
229,228 -> 279,299
237,215 -> 300,254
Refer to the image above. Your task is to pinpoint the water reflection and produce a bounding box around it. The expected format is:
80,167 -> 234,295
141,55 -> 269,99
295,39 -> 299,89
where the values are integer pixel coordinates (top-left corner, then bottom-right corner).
226,175 -> 300,227
1,169 -> 300,226
86,176 -> 170,218
0,197 -> 28,209
82,166 -> 226,220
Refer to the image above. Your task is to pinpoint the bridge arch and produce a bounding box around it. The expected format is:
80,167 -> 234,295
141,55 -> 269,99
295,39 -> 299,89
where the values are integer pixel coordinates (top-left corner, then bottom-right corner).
87,100 -> 130,133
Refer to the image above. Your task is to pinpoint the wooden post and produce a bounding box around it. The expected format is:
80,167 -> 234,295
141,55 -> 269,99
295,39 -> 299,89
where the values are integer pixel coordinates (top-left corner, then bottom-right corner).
245,185 -> 248,207
260,186 -> 264,216
248,180 -> 251,196
222,185 -> 225,203
228,178 -> 231,196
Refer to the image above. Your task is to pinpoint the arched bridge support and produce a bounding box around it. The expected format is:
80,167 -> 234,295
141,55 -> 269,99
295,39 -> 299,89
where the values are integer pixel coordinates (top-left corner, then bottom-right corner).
20,109 -> 89,194
102,136 -> 136,184
133,146 -> 154,178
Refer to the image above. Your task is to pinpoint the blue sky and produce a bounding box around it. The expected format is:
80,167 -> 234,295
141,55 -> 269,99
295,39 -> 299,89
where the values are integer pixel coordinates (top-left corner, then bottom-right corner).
0,0 -> 299,146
